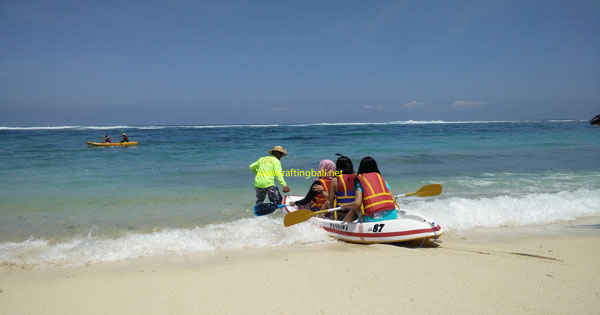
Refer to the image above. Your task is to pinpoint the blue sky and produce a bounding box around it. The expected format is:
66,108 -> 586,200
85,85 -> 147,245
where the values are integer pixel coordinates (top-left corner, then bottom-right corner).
1,0 -> 599,126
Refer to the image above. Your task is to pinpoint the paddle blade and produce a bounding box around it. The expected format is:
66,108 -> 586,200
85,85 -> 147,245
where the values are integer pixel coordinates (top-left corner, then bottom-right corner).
283,209 -> 316,227
415,184 -> 442,197
254,203 -> 279,216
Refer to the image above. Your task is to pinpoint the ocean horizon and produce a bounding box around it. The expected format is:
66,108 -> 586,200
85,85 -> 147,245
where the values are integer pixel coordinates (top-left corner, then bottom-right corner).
0,118 -> 590,130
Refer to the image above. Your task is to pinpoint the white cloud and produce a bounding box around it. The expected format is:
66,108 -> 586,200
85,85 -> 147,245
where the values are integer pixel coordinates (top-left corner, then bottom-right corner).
450,100 -> 486,109
363,102 -> 426,112
400,101 -> 426,108
363,105 -> 386,111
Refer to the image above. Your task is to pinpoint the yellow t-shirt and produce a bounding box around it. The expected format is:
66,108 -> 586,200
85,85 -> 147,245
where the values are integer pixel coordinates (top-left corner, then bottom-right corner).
249,155 -> 287,188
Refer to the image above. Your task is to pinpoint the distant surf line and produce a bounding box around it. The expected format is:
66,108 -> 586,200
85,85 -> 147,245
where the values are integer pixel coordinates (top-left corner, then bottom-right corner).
0,120 -> 588,130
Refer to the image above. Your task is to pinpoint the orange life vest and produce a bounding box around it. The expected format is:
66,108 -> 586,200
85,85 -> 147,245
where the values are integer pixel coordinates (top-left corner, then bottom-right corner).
356,172 -> 396,215
335,173 -> 356,207
310,178 -> 332,210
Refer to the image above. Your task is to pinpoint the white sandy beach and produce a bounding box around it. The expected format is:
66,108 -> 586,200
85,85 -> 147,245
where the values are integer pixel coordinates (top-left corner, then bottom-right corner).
1,220 -> 599,315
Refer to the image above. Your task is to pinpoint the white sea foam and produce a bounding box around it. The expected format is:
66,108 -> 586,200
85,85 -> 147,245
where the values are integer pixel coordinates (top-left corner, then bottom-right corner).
0,126 -> 80,130
389,120 -> 522,124
2,189 -> 599,268
0,215 -> 331,268
290,120 -> 516,126
0,125 -> 144,130
0,120 -> 584,131
405,188 -> 600,231
183,124 -> 281,128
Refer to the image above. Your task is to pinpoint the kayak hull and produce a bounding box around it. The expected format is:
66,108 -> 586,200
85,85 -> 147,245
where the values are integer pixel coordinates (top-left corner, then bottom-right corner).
87,141 -> 138,146
283,195 -> 443,244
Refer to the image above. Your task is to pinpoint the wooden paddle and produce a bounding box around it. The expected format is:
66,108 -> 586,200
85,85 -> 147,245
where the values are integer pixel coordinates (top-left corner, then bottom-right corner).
283,184 -> 443,227
283,207 -> 342,227
395,184 -> 442,199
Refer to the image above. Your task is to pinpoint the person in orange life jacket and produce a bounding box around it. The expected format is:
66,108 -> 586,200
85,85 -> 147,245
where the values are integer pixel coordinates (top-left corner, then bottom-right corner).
342,156 -> 398,223
325,154 -> 356,220
103,135 -> 111,143
120,132 -> 129,143
289,159 -> 336,211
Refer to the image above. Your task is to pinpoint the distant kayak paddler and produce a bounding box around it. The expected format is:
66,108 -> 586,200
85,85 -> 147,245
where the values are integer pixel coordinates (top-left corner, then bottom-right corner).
590,114 -> 600,126
103,135 -> 112,143
120,132 -> 129,143
250,145 -> 290,205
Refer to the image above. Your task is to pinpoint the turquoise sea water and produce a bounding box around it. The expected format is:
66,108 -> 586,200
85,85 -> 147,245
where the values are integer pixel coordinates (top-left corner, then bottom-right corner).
1,120 -> 599,266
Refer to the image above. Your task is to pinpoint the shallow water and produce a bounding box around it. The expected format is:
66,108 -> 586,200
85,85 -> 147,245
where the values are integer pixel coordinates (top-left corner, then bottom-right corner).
1,120 -> 599,266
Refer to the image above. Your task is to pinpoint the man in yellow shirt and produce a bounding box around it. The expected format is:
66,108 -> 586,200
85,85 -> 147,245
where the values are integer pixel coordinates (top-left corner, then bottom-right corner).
250,145 -> 291,205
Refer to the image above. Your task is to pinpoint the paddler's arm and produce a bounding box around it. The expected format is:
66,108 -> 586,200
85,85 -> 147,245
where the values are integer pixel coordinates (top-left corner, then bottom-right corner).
291,181 -> 320,206
249,160 -> 259,174
311,184 -> 327,197
386,181 -> 400,209
341,189 -> 362,210
274,159 -> 290,192
325,179 -> 337,208
342,189 -> 362,222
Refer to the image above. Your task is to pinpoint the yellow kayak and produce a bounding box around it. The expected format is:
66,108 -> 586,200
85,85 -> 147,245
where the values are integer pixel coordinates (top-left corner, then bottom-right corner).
87,141 -> 138,146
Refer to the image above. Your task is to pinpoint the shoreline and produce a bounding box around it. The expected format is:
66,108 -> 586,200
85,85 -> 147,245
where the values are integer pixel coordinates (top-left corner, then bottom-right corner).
1,218 -> 600,314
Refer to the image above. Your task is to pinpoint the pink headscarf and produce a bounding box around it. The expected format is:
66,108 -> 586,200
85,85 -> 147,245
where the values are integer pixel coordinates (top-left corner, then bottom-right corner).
318,159 -> 336,179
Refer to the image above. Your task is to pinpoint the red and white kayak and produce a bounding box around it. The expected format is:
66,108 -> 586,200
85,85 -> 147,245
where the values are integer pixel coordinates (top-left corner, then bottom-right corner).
283,195 -> 443,244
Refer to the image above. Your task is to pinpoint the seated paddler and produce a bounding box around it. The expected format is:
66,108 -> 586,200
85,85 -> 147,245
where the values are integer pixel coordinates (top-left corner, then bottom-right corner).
289,159 -> 336,211
342,156 -> 399,223
326,154 -> 356,220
